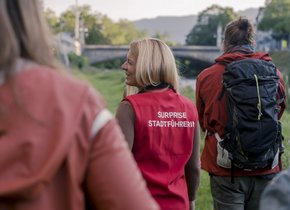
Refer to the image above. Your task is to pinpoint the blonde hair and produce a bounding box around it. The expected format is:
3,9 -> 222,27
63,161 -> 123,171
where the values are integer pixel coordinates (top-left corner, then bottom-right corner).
125,38 -> 179,96
222,17 -> 256,52
0,0 -> 59,78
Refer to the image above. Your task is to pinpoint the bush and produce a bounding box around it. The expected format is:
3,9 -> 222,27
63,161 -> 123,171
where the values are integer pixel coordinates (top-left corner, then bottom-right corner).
269,51 -> 290,108
68,52 -> 89,69
93,58 -> 125,70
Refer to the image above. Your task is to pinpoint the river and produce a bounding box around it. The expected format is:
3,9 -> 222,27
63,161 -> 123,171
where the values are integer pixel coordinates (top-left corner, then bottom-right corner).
180,77 -> 196,90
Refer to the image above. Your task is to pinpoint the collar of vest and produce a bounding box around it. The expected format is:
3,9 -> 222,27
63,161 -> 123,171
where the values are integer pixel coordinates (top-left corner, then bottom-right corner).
139,82 -> 172,93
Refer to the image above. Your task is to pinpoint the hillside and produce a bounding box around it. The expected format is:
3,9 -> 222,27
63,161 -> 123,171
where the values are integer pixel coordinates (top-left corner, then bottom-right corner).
133,15 -> 197,45
133,8 -> 259,45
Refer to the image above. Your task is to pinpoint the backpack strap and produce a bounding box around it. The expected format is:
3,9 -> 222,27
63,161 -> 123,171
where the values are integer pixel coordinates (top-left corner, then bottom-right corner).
254,74 -> 263,120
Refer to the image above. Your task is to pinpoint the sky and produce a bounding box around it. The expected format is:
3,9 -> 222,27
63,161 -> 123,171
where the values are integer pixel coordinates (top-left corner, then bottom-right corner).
43,0 -> 266,21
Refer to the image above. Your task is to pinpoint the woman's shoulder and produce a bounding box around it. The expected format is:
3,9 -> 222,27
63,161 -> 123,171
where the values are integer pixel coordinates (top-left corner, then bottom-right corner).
16,65 -> 105,108
22,65 -> 90,90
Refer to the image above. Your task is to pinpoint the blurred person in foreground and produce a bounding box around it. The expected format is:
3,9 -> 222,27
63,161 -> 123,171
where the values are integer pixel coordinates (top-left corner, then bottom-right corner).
260,167 -> 290,210
116,38 -> 200,210
196,17 -> 286,210
0,1 -> 159,210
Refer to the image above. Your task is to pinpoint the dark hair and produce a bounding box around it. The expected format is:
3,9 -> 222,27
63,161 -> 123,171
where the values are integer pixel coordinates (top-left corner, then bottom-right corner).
223,17 -> 255,52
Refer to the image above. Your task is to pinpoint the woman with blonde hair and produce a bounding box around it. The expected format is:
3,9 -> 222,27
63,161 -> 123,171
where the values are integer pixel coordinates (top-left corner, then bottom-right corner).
0,1 -> 159,210
116,38 -> 200,210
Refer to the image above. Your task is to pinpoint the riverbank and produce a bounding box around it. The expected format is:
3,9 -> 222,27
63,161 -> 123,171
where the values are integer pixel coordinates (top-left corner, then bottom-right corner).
180,77 -> 196,89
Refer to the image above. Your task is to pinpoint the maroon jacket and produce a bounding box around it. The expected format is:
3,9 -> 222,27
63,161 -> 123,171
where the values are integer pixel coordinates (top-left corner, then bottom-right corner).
196,50 -> 286,176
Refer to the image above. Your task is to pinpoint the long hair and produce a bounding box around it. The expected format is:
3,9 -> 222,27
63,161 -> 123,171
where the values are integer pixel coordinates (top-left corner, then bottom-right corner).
125,38 -> 179,96
0,0 -> 59,78
222,17 -> 256,52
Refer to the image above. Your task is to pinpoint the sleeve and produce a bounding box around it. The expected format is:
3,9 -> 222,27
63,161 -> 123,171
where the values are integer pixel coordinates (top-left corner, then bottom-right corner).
84,90 -> 159,210
277,69 -> 286,119
185,121 -> 201,201
195,76 -> 205,131
115,100 -> 135,150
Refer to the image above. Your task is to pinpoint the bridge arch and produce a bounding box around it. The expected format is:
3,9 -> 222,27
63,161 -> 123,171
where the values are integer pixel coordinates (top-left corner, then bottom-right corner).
82,45 -> 222,65
83,45 -> 128,65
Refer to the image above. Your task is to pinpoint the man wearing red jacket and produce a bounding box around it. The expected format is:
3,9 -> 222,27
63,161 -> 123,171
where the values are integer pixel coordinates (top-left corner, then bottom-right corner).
196,17 -> 286,210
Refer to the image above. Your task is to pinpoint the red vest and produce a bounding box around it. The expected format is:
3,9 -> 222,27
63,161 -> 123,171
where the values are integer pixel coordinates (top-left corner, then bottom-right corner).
126,89 -> 198,210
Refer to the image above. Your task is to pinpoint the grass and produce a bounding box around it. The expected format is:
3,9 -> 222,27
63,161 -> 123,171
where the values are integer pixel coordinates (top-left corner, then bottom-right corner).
72,64 -> 290,210
269,51 -> 290,76
73,69 -> 125,113
281,111 -> 290,168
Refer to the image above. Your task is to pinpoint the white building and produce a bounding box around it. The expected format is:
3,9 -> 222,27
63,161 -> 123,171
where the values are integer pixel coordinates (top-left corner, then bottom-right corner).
55,32 -> 77,66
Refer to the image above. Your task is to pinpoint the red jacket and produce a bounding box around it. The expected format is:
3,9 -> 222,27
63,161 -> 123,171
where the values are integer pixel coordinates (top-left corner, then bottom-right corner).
126,89 -> 198,210
196,51 -> 286,176
0,67 -> 159,210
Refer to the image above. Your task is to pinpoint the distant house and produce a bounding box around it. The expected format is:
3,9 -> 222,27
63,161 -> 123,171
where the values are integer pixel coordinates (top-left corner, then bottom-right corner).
254,7 -> 288,52
255,30 -> 281,52
55,32 -> 77,67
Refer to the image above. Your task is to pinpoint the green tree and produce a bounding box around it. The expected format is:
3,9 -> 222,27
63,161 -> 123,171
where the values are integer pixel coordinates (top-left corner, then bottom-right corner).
258,0 -> 290,46
101,17 -> 147,45
117,19 -> 147,44
53,5 -> 109,44
44,8 -> 61,33
44,5 -> 146,45
78,5 -> 109,44
59,8 -> 76,34
100,16 -> 125,45
186,5 -> 238,46
57,5 -> 145,45
153,32 -> 175,46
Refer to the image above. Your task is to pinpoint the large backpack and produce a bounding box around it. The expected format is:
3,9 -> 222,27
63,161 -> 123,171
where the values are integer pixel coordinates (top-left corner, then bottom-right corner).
216,58 -> 283,171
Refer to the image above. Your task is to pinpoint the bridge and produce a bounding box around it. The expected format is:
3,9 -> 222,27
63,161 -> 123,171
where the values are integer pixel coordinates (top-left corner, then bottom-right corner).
82,45 -> 222,65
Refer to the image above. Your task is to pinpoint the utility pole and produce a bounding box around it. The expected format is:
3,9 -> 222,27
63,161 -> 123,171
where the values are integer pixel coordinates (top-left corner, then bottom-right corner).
74,0 -> 81,55
216,23 -> 222,49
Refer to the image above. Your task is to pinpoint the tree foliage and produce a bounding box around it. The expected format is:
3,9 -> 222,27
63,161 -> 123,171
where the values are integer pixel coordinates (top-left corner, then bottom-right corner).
59,9 -> 76,34
44,5 -> 146,45
44,8 -> 61,33
153,32 -> 175,46
258,0 -> 290,40
185,5 -> 238,46
101,17 -> 146,45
